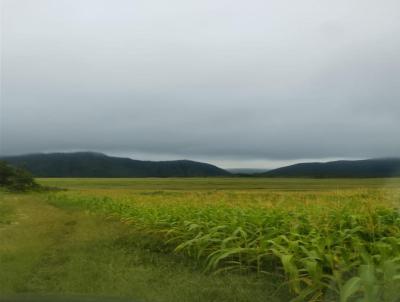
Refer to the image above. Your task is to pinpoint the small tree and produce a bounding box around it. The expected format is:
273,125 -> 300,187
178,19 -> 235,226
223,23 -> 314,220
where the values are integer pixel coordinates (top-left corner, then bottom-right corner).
0,161 -> 40,192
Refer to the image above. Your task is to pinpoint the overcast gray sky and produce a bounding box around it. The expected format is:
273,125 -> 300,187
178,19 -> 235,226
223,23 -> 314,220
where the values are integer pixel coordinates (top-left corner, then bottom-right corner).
1,0 -> 399,168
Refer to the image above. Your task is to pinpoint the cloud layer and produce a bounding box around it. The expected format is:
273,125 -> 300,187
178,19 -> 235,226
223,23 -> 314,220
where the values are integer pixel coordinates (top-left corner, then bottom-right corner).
1,0 -> 400,166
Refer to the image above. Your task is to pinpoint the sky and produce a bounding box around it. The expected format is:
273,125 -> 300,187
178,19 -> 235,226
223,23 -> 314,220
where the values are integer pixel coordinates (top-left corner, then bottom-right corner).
1,0 -> 399,169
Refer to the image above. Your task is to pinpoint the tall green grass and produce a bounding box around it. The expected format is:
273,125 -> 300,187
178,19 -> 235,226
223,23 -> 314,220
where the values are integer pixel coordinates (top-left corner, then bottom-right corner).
47,188 -> 400,302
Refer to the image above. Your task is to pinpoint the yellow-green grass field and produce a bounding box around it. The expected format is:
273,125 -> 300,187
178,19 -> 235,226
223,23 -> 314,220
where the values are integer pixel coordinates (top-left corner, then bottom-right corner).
1,178 -> 400,302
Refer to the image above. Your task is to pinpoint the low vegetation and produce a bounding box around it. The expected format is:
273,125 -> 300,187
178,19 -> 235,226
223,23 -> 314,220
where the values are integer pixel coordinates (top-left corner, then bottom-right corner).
2,178 -> 400,301
0,192 -> 286,302
44,179 -> 400,302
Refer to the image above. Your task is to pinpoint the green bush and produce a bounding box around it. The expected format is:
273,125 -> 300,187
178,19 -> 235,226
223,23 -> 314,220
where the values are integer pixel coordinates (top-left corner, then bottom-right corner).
0,161 -> 40,192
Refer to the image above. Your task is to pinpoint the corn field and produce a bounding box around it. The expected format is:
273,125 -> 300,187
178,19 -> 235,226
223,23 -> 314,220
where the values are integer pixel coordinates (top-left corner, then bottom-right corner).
47,188 -> 400,301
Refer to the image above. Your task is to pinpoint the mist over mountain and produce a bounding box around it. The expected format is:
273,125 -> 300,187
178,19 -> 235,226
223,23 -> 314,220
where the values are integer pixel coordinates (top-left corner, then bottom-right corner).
260,158 -> 400,178
1,152 -> 230,177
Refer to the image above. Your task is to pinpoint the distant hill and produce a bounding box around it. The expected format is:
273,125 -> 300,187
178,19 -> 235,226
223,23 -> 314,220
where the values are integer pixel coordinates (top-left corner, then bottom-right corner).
259,158 -> 400,178
0,152 -> 231,177
228,168 -> 270,175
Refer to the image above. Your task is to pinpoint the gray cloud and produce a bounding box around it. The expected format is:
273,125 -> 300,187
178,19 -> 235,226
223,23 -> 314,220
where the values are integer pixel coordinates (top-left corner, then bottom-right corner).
1,0 -> 400,167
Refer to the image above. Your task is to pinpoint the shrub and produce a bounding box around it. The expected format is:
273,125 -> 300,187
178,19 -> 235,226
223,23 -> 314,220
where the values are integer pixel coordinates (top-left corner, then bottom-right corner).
0,161 -> 40,192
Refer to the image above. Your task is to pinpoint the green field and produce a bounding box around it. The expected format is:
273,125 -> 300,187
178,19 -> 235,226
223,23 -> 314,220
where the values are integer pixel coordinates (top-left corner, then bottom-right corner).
1,178 -> 400,302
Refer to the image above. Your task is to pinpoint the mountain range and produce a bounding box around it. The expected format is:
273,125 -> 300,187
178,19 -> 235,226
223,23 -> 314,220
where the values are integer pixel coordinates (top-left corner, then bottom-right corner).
0,152 -> 230,177
259,158 -> 400,178
1,152 -> 399,178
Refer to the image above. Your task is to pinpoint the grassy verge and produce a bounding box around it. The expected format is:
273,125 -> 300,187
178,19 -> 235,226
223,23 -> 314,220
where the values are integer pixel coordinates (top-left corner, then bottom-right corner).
0,193 -> 15,225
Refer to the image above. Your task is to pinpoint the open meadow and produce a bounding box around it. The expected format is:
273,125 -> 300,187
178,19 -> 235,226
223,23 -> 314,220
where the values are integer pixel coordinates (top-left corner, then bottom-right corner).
1,178 -> 400,302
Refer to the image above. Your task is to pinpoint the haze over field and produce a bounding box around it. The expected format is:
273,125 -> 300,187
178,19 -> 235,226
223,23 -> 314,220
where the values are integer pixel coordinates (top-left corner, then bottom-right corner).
1,0 -> 399,168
